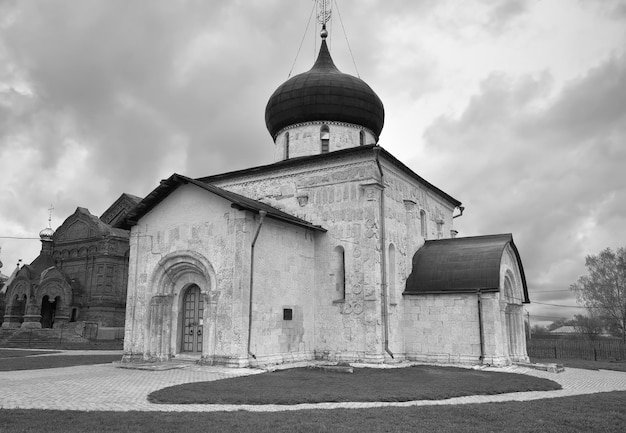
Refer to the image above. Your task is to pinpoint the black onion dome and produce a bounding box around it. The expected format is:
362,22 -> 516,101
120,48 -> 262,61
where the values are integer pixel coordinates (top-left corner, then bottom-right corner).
265,39 -> 385,140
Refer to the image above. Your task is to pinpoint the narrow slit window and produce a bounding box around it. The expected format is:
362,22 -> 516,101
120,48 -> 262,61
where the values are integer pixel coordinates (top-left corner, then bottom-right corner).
283,308 -> 293,320
321,125 -> 330,153
420,210 -> 427,238
359,130 -> 365,146
333,246 -> 345,301
284,132 -> 290,160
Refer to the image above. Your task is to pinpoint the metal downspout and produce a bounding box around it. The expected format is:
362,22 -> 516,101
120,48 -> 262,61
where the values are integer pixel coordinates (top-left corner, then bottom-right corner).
247,210 -> 267,360
374,147 -> 394,360
477,289 -> 485,364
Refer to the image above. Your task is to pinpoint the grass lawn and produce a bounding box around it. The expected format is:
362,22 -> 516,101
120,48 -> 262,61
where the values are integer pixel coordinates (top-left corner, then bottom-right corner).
531,357 -> 626,372
148,365 -> 561,405
0,349 -> 60,358
1,391 -> 625,433
0,354 -> 120,371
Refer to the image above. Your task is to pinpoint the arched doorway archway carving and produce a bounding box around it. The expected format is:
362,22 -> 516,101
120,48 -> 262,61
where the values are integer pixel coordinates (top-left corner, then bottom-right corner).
145,250 -> 218,361
37,276 -> 72,328
499,244 -> 529,363
40,295 -> 57,328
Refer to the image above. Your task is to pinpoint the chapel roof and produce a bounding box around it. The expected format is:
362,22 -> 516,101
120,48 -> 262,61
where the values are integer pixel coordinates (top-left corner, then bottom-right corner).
54,207 -> 129,243
13,253 -> 57,284
117,174 -> 326,232
265,37 -> 385,141
403,234 -> 529,302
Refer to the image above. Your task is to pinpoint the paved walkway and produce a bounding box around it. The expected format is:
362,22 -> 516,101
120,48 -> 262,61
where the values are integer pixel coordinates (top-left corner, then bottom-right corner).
1,351 -> 626,412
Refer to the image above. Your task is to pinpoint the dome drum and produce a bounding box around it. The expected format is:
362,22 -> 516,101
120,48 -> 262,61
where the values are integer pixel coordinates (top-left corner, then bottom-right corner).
274,121 -> 376,161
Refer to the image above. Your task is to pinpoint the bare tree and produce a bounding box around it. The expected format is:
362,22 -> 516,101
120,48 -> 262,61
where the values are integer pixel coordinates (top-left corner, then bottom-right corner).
571,247 -> 626,342
571,313 -> 604,341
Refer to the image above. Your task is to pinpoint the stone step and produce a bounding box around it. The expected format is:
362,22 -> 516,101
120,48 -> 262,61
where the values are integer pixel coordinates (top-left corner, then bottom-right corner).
0,328 -> 122,350
515,361 -> 565,373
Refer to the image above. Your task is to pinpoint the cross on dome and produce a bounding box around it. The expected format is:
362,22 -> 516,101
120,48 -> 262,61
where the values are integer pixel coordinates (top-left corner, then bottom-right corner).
48,204 -> 54,228
316,0 -> 331,27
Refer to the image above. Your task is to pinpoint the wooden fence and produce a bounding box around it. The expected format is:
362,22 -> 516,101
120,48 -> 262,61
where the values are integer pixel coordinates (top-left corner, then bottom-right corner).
527,339 -> 626,361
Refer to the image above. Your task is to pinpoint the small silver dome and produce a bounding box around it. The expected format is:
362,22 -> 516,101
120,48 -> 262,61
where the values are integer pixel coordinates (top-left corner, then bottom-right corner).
39,227 -> 54,241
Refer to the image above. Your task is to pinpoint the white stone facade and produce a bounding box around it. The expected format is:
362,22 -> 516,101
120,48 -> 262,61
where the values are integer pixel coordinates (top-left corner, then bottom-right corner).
123,147 -> 529,367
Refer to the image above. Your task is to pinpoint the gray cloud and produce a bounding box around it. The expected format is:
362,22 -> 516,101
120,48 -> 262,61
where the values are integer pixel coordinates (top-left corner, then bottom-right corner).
1,0 -> 361,267
485,0 -> 529,33
578,0 -> 626,19
0,2 -> 294,213
421,51 -> 626,319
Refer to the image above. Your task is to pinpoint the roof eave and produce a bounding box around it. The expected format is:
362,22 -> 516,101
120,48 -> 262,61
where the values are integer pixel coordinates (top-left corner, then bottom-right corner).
118,173 -> 325,233
197,145 -> 462,209
229,203 -> 326,232
402,287 -> 500,296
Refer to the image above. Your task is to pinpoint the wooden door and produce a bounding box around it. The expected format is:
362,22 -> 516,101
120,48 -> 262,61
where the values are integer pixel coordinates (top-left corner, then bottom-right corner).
182,286 -> 203,353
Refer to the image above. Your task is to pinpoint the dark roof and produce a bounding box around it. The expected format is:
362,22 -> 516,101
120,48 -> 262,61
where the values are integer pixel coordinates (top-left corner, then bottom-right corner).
55,207 -> 130,242
197,145 -> 462,208
265,39 -> 385,141
117,174 -> 326,232
124,193 -> 143,203
404,234 -> 529,302
101,193 -> 142,226
23,254 -> 56,279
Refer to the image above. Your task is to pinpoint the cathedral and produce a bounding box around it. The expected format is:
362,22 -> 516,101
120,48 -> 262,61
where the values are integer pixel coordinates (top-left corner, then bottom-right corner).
119,25 -> 530,367
1,194 -> 139,331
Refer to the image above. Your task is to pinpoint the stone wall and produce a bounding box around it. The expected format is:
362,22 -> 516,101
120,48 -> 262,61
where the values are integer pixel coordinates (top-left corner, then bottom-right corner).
123,184 -> 319,365
52,216 -> 129,327
214,154 -> 386,361
213,151 -> 459,363
377,158 -> 457,358
247,217 -> 316,364
124,184 -> 246,362
402,294 -> 483,364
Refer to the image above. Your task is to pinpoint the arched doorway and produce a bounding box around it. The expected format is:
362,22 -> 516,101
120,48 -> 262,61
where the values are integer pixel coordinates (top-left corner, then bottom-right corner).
503,273 -> 524,361
15,295 -> 27,323
41,295 -> 57,328
144,250 -> 217,361
181,285 -> 203,353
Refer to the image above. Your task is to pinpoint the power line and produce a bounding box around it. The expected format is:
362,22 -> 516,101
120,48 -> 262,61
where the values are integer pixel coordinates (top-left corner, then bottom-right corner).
0,236 -> 39,240
288,0 -> 317,78
333,0 -> 360,78
528,314 -> 571,320
532,289 -> 572,293
531,301 -> 587,309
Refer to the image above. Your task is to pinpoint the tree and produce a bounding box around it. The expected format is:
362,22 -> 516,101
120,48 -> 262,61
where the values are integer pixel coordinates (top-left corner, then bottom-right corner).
546,317 -> 572,332
571,313 -> 604,341
531,324 -> 549,336
570,247 -> 626,342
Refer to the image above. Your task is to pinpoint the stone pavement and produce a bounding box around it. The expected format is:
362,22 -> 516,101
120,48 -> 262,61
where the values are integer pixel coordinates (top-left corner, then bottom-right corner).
1,351 -> 626,412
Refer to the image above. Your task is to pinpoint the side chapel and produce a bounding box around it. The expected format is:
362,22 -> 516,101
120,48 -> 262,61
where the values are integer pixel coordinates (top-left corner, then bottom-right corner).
119,24 -> 530,367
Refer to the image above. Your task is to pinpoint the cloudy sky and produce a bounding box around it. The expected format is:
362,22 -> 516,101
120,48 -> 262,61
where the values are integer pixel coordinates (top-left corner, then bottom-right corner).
1,0 -> 625,326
